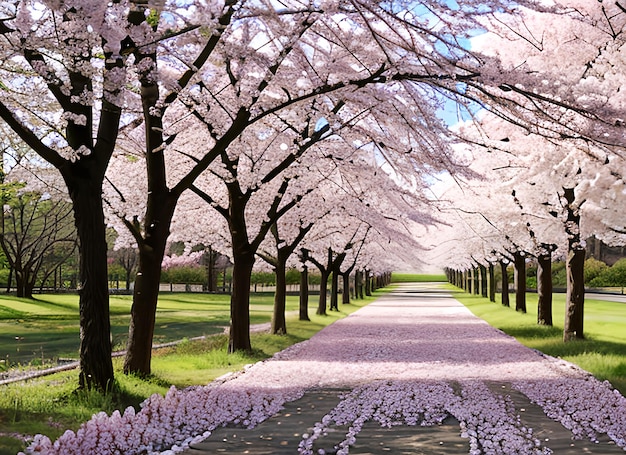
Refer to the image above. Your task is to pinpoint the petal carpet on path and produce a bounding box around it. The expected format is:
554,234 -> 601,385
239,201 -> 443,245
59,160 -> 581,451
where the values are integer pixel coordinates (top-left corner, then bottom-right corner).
22,283 -> 626,455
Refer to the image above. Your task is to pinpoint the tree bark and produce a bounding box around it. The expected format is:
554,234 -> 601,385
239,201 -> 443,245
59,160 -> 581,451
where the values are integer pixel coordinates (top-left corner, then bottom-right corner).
299,265 -> 310,321
271,254 -> 288,334
123,232 -> 168,375
364,269 -> 372,296
488,263 -> 496,302
317,270 -> 330,315
229,249 -> 254,352
205,247 -> 218,292
500,261 -> 510,307
473,268 -> 479,295
355,269 -> 364,299
513,252 -> 526,313
564,247 -> 585,340
536,253 -> 553,326
66,175 -> 114,391
479,264 -> 488,298
563,187 -> 585,342
342,272 -> 351,304
330,272 -> 339,311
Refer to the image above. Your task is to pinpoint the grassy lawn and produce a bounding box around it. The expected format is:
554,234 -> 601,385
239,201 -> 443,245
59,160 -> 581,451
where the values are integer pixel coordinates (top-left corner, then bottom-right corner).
451,286 -> 626,395
0,293 -> 257,366
0,290 -> 384,455
391,272 -> 446,282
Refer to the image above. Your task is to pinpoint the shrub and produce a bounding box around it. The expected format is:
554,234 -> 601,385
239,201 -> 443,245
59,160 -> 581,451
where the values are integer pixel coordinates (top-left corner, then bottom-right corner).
551,261 -> 567,288
160,266 -> 206,284
589,258 -> 626,287
584,258 -> 609,284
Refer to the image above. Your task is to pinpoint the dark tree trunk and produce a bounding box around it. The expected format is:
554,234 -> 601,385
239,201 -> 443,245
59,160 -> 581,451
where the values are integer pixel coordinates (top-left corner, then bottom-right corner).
125,268 -> 132,291
563,187 -> 585,342
330,272 -> 339,311
479,264 -> 488,298
272,255 -> 287,334
513,252 -> 526,313
473,268 -> 479,295
299,265 -> 310,321
342,273 -> 351,304
205,247 -> 219,292
355,270 -> 364,299
317,270 -> 330,315
229,250 -> 254,352
67,176 -> 114,391
537,253 -> 553,326
488,263 -> 496,302
365,269 -> 372,296
123,234 -> 168,375
5,267 -> 11,293
564,248 -> 585,340
500,261 -> 510,307
15,270 -> 31,298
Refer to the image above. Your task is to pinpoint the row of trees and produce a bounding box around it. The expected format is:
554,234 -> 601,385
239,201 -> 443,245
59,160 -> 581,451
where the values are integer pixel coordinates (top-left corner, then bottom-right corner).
429,2 -> 626,342
446,255 -> 626,330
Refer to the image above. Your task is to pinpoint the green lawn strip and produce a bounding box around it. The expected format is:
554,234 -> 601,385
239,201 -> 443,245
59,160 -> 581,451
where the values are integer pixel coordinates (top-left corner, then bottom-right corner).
0,293 -> 280,366
450,284 -> 626,395
0,290 -> 383,453
391,272 -> 447,282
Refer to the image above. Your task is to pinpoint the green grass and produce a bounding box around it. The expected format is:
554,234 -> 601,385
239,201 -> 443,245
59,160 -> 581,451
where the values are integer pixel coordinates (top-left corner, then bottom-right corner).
0,290 -> 383,454
451,286 -> 626,395
0,293 -> 251,365
391,272 -> 447,282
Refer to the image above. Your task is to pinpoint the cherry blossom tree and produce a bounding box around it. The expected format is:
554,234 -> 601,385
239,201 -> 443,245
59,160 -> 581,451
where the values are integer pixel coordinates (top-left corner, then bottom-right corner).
0,1 -> 140,389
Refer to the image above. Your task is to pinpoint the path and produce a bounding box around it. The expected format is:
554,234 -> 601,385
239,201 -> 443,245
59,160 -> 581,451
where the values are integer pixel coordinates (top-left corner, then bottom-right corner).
179,283 -> 625,454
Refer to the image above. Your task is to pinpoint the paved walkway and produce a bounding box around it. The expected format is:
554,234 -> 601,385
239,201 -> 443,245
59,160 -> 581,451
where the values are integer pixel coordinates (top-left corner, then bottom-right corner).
181,283 -> 625,454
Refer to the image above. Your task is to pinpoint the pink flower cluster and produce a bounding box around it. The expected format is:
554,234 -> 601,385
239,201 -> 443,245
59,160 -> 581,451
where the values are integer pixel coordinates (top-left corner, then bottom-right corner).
513,377 -> 626,448
298,380 -> 551,455
20,383 -> 303,455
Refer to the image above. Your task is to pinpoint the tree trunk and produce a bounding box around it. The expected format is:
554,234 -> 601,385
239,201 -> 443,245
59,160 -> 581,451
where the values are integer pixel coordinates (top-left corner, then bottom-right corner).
488,263 -> 496,302
299,265 -> 310,321
204,247 -> 217,292
330,272 -> 339,311
563,187 -> 585,342
125,268 -> 132,291
317,271 -> 330,315
479,264 -> 488,298
229,250 -> 254,352
123,240 -> 166,375
513,252 -> 526,313
364,269 -> 372,296
271,255 -> 287,335
500,261 -> 510,307
473,268 -> 479,295
5,267 -> 11,293
15,270 -> 28,298
564,247 -> 585,340
536,253 -> 553,326
355,270 -> 364,299
67,177 -> 114,391
342,273 -> 351,304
